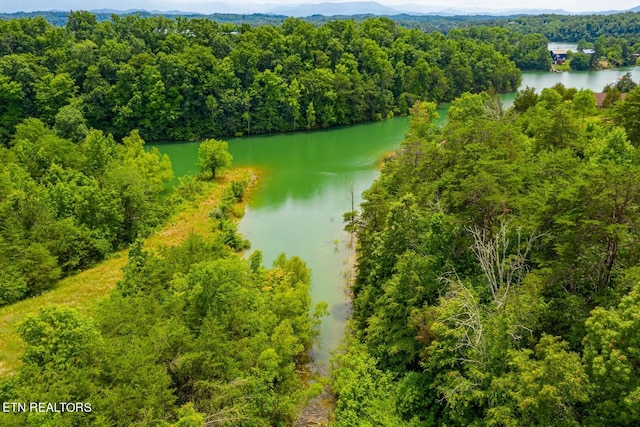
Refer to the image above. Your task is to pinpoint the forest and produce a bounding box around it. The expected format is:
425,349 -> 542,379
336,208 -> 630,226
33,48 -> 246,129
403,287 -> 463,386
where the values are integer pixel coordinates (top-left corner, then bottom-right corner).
0,227 -> 327,426
4,10 -> 640,42
332,84 -> 640,425
0,12 -> 526,143
0,120 -> 328,425
2,8 -> 640,426
0,121 -> 173,306
0,12 -> 516,418
500,12 -> 640,42
4,11 -> 639,145
0,10 -> 509,33
0,12 -> 536,304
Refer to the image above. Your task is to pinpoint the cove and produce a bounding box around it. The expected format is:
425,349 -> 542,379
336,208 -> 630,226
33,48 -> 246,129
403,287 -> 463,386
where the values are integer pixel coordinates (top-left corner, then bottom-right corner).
501,66 -> 640,106
231,120 -> 414,365
155,116 -> 412,365
153,66 -> 639,366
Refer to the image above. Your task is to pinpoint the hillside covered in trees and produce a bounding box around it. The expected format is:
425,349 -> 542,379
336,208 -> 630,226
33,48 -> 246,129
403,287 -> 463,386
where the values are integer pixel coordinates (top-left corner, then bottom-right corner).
3,8 -> 640,426
0,120 -> 173,306
333,84 -> 640,426
4,9 -> 640,43
0,236 -> 326,425
501,12 -> 640,42
0,12 -> 525,143
0,122 -> 327,425
6,10 -> 640,144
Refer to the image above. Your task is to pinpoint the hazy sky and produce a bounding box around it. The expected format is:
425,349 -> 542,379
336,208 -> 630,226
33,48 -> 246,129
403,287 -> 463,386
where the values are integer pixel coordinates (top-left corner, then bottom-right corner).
2,0 -> 639,14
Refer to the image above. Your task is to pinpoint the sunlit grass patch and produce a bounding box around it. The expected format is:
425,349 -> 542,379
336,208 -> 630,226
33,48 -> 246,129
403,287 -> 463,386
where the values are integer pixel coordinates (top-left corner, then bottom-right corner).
0,167 -> 258,375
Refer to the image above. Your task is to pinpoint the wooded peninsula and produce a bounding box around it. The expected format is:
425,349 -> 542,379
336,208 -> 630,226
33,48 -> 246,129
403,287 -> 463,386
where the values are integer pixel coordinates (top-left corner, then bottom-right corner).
2,9 -> 640,426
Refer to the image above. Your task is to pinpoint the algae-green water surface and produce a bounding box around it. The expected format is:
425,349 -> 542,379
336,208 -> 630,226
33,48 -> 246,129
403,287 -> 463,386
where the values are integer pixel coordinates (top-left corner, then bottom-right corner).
155,117 -> 410,365
153,67 -> 640,366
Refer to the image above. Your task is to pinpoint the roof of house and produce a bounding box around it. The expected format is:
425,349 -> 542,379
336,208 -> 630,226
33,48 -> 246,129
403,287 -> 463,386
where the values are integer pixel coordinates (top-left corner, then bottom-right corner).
594,92 -> 627,107
550,49 -> 568,55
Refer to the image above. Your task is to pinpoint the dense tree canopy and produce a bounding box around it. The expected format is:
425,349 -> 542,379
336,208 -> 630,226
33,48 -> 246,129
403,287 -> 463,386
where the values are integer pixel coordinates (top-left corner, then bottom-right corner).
503,12 -> 640,42
0,13 -> 522,144
0,234 -> 326,425
3,11 -> 639,144
3,10 -> 640,425
333,85 -> 640,425
0,119 -> 172,305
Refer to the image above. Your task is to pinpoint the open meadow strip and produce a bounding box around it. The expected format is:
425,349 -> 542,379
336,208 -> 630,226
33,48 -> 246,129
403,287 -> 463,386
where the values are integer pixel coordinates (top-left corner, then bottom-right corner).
0,167 -> 256,376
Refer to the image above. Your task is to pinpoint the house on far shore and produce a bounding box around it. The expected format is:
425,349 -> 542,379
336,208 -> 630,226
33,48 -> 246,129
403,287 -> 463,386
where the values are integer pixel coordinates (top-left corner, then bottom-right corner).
550,49 -> 568,64
593,92 -> 627,107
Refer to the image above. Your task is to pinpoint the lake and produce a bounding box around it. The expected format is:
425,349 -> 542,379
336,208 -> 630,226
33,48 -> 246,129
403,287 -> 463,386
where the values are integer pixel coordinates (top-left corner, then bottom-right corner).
231,120 -> 410,365
153,67 -> 639,366
501,67 -> 640,106
154,118 -> 411,366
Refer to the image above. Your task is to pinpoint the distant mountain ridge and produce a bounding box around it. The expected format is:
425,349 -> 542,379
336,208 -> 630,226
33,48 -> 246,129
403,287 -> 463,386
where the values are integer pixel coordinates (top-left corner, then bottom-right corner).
267,1 -> 402,16
186,1 -> 636,17
2,1 -> 639,18
263,2 -> 575,17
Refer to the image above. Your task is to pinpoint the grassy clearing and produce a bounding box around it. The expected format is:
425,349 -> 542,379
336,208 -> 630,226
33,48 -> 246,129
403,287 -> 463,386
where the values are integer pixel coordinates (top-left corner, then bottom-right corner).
146,168 -> 257,248
0,168 -> 257,376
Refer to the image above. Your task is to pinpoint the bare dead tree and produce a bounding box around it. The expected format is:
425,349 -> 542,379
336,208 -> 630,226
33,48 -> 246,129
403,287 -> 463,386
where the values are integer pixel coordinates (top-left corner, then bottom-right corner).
204,405 -> 252,426
468,222 -> 538,309
483,95 -> 506,121
439,275 -> 487,368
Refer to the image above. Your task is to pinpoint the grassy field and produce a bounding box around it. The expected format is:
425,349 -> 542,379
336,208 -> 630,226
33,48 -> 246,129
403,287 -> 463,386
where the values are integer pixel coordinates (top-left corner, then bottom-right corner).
0,168 -> 256,377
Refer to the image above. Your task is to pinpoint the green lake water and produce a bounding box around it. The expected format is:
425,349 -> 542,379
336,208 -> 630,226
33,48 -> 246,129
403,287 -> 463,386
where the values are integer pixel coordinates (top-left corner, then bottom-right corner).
501,67 -> 640,106
154,117 -> 411,366
153,67 -> 638,366
231,120 -> 411,365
